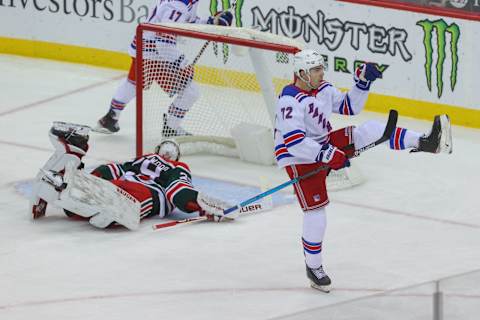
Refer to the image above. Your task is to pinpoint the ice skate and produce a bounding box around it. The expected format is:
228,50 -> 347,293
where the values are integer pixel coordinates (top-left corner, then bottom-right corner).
94,110 -> 120,134
306,265 -> 331,293
412,114 -> 452,154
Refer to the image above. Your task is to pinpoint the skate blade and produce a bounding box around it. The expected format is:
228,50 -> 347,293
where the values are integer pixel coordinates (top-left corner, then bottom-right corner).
310,282 -> 331,293
92,123 -> 115,134
439,115 -> 453,154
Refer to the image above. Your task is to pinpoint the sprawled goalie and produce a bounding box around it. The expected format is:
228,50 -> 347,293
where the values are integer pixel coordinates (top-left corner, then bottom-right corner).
30,122 -> 230,230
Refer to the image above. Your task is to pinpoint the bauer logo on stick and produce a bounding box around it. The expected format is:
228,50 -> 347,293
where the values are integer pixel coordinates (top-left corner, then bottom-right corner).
239,203 -> 263,214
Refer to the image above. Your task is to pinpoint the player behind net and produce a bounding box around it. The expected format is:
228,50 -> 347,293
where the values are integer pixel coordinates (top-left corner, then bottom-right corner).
275,49 -> 452,292
30,122 -> 230,230
95,0 -> 233,137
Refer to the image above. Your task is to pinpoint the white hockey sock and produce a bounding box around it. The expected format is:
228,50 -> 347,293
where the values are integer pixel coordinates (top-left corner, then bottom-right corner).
353,120 -> 387,149
166,104 -> 188,129
166,82 -> 200,129
389,127 -> 422,149
303,207 -> 327,269
109,78 -> 136,118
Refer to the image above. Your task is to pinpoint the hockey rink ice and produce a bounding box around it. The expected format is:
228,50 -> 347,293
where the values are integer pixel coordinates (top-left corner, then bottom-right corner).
1,54 -> 479,319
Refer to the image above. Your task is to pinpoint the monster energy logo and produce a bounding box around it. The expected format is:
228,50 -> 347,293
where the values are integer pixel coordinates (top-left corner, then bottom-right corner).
210,0 -> 244,27
417,19 -> 460,98
209,0 -> 244,64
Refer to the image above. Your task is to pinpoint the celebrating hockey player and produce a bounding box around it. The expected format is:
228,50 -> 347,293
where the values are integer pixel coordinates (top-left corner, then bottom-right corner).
30,122 -> 230,230
274,49 -> 452,292
95,0 -> 233,136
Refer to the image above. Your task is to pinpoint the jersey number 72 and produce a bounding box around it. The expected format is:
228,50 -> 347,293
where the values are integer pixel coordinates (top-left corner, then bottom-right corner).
281,106 -> 293,119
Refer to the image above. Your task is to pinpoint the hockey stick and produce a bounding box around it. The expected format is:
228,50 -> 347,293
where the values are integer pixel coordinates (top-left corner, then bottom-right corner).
166,2 -> 237,100
152,216 -> 206,230
152,199 -> 270,230
223,109 -> 398,215
190,0 -> 237,66
191,41 -> 211,65
153,109 -> 398,229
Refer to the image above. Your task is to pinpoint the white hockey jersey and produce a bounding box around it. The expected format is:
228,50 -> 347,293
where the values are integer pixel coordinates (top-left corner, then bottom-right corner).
129,0 -> 204,59
274,81 -> 369,168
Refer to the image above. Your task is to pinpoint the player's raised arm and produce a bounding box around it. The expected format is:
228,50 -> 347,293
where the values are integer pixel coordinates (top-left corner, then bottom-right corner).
324,62 -> 383,116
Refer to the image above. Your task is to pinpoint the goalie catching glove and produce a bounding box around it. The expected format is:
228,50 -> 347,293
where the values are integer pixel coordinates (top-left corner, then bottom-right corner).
196,192 -> 236,222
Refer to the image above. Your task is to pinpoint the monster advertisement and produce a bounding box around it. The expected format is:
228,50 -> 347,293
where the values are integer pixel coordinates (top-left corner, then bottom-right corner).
0,0 -> 477,110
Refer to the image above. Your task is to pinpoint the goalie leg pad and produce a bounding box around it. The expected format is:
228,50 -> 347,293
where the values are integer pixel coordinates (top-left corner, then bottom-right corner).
30,122 -> 90,219
50,121 -> 90,154
39,149 -> 83,179
29,149 -> 84,218
88,212 -> 115,229
56,162 -> 141,230
30,170 -> 66,219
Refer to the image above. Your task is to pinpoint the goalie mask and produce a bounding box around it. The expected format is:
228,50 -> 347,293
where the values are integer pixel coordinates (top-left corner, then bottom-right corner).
155,139 -> 180,161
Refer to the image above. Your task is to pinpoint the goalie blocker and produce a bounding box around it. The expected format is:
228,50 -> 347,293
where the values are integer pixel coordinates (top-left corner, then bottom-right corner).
30,122 -> 234,230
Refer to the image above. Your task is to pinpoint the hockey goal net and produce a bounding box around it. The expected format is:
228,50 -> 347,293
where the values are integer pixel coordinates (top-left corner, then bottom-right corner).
135,23 -> 364,190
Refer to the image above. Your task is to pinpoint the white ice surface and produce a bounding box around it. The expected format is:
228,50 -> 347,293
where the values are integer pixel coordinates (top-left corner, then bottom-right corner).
1,55 -> 479,319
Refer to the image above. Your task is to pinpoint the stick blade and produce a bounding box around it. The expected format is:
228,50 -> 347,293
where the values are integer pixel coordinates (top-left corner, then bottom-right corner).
380,109 -> 399,143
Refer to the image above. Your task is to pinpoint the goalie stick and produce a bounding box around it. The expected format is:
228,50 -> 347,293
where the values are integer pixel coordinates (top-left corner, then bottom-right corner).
153,110 -> 398,229
152,216 -> 205,230
152,200 -> 270,230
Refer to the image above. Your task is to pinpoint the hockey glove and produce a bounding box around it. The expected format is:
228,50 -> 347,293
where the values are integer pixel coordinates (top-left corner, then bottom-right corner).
185,199 -> 222,221
207,11 -> 233,26
354,63 -> 382,90
316,144 -> 350,170
197,192 -> 235,222
199,211 -> 225,222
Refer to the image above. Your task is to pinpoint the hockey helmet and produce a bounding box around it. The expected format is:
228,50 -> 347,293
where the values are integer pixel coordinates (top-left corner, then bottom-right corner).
293,49 -> 326,78
155,139 -> 181,161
